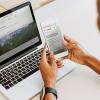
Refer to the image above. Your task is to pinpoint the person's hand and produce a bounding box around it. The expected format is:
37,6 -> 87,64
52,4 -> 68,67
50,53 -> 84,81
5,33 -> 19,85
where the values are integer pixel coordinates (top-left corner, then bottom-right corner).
63,35 -> 88,65
39,44 -> 58,88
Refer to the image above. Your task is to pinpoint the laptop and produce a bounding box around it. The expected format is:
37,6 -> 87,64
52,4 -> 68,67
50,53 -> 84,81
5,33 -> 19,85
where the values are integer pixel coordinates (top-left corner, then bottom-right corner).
0,2 -> 76,100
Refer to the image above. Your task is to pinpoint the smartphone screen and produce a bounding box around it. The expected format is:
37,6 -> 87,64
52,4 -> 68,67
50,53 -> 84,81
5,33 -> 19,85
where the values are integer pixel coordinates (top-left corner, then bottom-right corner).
41,22 -> 66,55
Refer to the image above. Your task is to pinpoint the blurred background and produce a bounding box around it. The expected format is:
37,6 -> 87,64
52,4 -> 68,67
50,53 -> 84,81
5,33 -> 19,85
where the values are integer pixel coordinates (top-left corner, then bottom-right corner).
0,0 -> 55,10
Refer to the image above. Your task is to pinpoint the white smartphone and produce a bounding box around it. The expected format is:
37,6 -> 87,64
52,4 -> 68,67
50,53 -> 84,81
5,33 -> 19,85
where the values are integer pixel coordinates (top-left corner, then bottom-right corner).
41,20 -> 68,59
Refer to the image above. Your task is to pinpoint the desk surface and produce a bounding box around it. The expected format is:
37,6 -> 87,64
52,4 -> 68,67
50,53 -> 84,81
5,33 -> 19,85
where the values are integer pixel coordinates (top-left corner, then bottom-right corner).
0,0 -> 100,100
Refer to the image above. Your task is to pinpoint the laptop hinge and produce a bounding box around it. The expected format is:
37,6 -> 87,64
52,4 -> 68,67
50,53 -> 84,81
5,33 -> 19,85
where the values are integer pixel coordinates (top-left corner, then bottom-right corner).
0,47 -> 38,69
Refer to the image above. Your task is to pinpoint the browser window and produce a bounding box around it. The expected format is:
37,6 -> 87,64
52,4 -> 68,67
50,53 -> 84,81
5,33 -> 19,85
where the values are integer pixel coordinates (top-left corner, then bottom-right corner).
0,5 -> 40,63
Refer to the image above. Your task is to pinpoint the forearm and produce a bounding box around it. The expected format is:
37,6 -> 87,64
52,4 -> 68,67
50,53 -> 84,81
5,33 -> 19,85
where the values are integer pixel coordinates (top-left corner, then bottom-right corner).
84,55 -> 100,75
43,93 -> 56,100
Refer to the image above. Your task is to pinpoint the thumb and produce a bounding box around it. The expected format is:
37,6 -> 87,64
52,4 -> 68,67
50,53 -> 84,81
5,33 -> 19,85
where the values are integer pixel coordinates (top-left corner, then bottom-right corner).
49,51 -> 57,67
63,39 -> 73,50
63,39 -> 69,49
63,39 -> 68,47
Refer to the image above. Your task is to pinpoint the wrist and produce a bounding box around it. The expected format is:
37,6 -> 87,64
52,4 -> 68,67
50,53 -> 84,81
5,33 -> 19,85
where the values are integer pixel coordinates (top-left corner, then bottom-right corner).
40,87 -> 57,100
44,82 -> 56,88
84,54 -> 92,65
45,87 -> 58,99
44,81 -> 56,88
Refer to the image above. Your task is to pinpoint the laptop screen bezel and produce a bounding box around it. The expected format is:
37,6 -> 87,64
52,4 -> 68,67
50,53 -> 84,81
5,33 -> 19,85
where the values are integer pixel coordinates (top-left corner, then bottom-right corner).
0,2 -> 42,65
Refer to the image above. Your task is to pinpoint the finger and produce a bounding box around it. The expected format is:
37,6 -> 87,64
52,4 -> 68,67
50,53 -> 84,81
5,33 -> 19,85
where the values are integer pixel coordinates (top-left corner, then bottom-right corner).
63,39 -> 69,47
49,51 -> 57,68
56,59 -> 63,64
41,43 -> 47,62
63,39 -> 73,50
39,44 -> 48,71
49,51 -> 55,64
56,61 -> 63,68
56,59 -> 64,68
64,35 -> 72,43
57,64 -> 64,68
63,38 -> 77,50
64,35 -> 77,43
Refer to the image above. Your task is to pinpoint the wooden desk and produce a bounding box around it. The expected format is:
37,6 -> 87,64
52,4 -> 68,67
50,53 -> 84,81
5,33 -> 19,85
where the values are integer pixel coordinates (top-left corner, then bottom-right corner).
0,6 -> 6,12
0,0 -> 55,12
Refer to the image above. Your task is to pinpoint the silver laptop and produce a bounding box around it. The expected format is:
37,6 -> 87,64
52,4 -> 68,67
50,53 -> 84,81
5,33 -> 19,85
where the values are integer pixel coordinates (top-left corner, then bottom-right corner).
0,2 -> 76,100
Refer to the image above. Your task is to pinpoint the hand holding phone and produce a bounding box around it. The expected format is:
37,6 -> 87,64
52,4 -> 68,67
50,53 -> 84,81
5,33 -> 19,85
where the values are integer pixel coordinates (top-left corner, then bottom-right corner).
41,20 -> 68,59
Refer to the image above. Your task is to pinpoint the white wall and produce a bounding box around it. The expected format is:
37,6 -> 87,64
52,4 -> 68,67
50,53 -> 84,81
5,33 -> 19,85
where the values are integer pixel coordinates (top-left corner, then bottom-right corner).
34,0 -> 100,59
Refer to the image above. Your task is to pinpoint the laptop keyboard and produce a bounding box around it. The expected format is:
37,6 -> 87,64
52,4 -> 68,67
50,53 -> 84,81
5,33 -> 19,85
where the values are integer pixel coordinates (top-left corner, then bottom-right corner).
0,48 -> 47,90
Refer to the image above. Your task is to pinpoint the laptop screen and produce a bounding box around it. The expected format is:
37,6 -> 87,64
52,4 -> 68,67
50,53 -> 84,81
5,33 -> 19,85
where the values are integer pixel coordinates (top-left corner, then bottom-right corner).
0,3 -> 42,63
